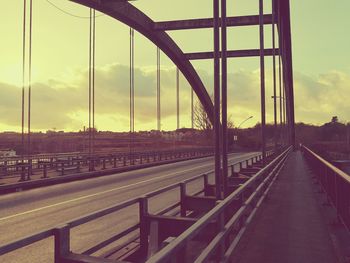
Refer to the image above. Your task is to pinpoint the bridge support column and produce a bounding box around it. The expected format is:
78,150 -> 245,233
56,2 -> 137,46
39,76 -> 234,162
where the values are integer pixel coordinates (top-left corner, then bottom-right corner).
213,0 -> 222,200
221,0 -> 229,198
259,0 -> 267,165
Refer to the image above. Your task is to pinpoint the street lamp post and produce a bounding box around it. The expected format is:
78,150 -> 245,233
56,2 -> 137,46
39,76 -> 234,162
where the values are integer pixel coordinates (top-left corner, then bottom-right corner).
234,116 -> 253,144
238,116 -> 254,129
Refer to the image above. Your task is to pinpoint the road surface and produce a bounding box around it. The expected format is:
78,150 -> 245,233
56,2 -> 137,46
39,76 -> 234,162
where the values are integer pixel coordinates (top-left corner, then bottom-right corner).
0,152 -> 257,263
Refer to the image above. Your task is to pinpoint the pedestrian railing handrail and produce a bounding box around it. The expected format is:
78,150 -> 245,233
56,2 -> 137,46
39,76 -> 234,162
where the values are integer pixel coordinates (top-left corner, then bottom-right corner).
146,146 -> 291,263
301,145 -> 350,231
302,145 -> 350,184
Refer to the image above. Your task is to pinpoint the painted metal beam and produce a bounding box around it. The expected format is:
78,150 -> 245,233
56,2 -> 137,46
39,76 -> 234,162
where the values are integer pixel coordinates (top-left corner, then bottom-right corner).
221,0 -> 228,198
277,0 -> 295,147
259,0 -> 267,164
185,48 -> 279,60
213,0 -> 221,200
154,14 -> 273,31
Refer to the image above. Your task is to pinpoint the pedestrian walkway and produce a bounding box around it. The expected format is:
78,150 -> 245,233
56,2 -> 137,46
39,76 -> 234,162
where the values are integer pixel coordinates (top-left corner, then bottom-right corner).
233,151 -> 339,263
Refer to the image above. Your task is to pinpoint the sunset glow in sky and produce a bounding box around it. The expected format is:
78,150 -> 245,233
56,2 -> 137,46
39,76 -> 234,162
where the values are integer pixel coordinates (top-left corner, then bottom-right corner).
0,0 -> 349,132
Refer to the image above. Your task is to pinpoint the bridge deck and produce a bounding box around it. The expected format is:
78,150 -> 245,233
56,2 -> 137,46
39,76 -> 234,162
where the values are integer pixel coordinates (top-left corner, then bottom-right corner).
233,151 -> 338,263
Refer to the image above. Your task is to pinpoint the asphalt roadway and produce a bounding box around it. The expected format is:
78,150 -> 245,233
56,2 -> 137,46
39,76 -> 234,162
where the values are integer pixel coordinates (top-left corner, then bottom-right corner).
0,152 -> 257,263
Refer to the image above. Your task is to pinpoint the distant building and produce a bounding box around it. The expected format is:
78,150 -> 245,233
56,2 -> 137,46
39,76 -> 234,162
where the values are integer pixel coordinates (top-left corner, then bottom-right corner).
176,128 -> 196,133
0,149 -> 16,157
46,130 -> 56,134
2,131 -> 16,134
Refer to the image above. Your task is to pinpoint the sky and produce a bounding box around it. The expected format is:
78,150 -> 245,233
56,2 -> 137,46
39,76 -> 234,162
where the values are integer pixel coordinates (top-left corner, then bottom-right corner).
0,0 -> 349,132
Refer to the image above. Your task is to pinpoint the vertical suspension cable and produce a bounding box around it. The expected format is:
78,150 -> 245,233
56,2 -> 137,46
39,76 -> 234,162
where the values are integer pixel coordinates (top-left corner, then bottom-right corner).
191,89 -> 194,129
132,29 -> 134,134
20,0 -> 27,181
88,9 -> 96,169
21,0 -> 27,161
282,63 -> 286,138
277,0 -> 287,144
130,28 -> 131,133
272,0 -> 277,148
129,28 -> 131,161
277,0 -> 283,145
157,47 -> 161,131
27,0 -> 33,179
176,68 -> 180,130
88,8 -> 92,168
92,9 -> 96,155
278,55 -> 283,141
27,0 -> 33,159
279,4 -> 287,145
129,28 -> 135,163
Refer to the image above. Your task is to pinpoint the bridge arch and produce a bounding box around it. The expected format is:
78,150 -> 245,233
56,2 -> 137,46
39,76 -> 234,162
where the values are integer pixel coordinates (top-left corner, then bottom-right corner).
71,0 -> 214,123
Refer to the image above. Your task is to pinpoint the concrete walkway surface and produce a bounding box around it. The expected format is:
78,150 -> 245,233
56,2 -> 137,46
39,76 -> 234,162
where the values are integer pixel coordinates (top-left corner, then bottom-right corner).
233,151 -> 339,263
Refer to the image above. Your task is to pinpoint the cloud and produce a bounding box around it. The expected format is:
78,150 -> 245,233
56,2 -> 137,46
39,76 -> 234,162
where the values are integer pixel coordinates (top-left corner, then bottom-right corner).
0,64 -> 349,131
0,63 -> 193,131
227,69 -> 350,126
294,70 -> 350,124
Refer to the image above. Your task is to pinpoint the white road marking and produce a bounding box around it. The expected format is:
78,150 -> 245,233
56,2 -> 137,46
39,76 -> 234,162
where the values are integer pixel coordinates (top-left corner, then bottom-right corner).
0,153 -> 254,222
0,164 -> 212,221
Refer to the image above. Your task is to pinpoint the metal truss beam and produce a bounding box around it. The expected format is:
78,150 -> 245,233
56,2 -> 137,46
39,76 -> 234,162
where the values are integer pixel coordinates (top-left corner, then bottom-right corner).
185,48 -> 279,60
154,14 -> 273,31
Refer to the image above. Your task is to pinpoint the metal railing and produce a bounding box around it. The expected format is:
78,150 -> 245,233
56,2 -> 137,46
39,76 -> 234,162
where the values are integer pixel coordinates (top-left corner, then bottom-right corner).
146,146 -> 291,263
0,152 -> 265,262
0,147 -> 214,181
302,145 -> 350,231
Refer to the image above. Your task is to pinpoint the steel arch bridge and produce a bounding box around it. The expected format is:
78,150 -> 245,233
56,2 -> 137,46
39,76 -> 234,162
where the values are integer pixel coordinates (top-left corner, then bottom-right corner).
71,0 -> 295,145
72,0 -> 296,195
0,1 -> 299,262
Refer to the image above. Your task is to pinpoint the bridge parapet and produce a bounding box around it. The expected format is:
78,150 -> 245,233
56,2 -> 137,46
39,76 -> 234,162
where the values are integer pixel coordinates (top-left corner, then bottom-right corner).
0,147 -> 214,188
302,145 -> 350,231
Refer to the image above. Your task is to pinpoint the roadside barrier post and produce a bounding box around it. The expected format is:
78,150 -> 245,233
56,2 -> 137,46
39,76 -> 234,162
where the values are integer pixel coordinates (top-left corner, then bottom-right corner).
102,158 -> 106,170
4,161 -> 7,177
180,183 -> 187,217
61,163 -> 65,176
42,164 -> 47,178
139,197 -> 149,258
231,165 -> 235,177
27,161 -> 32,180
54,224 -> 70,263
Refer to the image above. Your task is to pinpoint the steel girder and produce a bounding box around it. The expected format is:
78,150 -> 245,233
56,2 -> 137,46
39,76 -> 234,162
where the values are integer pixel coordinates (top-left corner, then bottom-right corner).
276,0 -> 295,147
